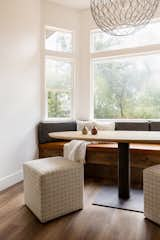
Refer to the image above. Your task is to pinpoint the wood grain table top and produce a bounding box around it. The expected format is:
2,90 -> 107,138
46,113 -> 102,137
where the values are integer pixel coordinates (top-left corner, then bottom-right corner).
49,130 -> 160,144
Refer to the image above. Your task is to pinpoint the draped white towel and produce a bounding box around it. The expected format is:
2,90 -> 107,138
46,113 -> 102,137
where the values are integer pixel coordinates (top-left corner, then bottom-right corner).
64,140 -> 90,164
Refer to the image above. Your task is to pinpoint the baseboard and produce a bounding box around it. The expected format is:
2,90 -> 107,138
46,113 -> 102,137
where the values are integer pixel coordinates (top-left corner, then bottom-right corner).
0,170 -> 23,191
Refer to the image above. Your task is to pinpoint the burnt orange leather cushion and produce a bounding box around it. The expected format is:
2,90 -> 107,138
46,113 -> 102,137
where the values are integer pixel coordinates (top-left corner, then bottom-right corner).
39,142 -> 160,152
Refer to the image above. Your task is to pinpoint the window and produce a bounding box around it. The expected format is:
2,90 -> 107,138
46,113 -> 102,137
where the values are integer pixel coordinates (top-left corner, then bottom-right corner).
46,58 -> 73,118
94,55 -> 160,119
45,27 -> 74,119
91,21 -> 160,53
45,28 -> 72,53
91,20 -> 160,119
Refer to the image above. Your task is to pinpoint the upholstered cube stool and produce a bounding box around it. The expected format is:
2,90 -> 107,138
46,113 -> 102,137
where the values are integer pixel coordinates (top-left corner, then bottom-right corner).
143,165 -> 160,225
23,157 -> 84,223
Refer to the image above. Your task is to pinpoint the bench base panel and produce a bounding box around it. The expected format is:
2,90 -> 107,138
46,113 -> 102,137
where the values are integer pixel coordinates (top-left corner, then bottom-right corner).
39,142 -> 160,189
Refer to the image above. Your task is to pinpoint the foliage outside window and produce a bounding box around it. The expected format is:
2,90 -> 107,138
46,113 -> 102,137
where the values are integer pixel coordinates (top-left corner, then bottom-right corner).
91,20 -> 160,119
45,27 -> 73,119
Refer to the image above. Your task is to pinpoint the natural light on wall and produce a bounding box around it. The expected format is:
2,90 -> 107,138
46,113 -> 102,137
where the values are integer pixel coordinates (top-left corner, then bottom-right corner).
91,20 -> 160,119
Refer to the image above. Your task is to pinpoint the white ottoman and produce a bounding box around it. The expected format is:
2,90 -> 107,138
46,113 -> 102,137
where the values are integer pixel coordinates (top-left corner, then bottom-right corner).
23,157 -> 84,223
143,165 -> 160,225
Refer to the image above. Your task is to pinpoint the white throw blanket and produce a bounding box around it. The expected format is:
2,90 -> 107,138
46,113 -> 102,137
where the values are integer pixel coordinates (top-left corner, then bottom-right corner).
64,140 -> 90,163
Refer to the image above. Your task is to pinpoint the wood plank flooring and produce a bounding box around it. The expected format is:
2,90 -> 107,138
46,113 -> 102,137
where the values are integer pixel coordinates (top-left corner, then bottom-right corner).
0,179 -> 160,240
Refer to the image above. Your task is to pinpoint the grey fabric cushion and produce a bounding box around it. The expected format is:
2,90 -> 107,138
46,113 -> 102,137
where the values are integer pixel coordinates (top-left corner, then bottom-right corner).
115,122 -> 149,131
38,121 -> 77,144
150,122 -> 160,131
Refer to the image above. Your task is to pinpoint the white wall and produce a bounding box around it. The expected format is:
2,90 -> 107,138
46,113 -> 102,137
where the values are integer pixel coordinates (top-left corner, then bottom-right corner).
45,2 -> 80,31
0,0 -> 41,190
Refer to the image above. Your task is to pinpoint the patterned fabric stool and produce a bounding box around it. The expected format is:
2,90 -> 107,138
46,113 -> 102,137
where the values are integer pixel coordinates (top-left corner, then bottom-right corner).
143,165 -> 160,225
23,157 -> 84,223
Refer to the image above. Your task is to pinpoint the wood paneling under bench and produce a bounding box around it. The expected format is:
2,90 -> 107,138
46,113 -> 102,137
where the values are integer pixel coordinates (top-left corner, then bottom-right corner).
39,142 -> 160,189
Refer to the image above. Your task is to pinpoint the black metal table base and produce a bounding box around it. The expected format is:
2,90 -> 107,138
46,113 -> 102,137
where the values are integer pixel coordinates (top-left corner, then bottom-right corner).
93,186 -> 144,213
118,142 -> 130,199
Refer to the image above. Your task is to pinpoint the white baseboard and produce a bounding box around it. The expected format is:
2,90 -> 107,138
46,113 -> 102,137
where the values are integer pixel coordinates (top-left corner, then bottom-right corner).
0,170 -> 23,191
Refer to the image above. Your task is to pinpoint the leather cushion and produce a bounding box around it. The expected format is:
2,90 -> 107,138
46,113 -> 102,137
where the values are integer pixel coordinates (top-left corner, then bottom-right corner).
115,121 -> 149,131
38,121 -> 77,144
150,121 -> 160,131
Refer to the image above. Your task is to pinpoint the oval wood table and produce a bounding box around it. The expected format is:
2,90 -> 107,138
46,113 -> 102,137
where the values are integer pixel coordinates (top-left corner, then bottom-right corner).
49,130 -> 160,212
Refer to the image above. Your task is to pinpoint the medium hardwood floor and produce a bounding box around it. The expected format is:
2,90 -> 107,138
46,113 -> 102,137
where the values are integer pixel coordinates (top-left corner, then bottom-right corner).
0,179 -> 160,240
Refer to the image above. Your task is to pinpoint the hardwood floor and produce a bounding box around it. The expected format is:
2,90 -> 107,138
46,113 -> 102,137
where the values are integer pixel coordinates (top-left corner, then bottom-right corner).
0,179 -> 160,240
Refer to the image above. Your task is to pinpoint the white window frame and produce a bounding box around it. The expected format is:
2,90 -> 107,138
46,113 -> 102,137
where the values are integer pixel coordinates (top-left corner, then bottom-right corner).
90,18 -> 160,120
44,26 -> 76,121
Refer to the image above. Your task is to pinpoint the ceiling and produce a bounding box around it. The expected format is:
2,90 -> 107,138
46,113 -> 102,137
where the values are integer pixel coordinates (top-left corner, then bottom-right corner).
48,0 -> 90,9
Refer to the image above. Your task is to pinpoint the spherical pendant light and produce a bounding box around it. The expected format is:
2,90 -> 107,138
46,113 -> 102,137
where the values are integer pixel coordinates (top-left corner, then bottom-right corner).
90,0 -> 160,36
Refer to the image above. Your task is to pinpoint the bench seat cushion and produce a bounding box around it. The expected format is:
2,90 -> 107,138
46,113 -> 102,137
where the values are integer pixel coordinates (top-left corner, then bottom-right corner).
38,121 -> 77,144
150,121 -> 160,131
115,121 -> 149,131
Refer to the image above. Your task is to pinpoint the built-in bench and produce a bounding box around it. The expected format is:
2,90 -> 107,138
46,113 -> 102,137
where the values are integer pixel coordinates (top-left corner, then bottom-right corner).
38,120 -> 160,188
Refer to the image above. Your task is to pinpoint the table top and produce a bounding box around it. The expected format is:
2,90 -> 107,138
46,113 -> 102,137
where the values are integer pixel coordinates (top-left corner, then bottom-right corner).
49,130 -> 160,144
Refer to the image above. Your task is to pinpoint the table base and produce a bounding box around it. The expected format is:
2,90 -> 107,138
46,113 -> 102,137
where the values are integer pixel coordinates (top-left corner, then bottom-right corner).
93,186 -> 144,213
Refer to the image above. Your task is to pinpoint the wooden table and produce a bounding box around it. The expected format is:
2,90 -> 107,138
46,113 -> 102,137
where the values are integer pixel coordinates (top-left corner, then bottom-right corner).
49,130 -> 160,212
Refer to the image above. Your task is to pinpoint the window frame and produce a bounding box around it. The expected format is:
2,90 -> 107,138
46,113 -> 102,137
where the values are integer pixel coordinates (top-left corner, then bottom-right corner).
90,18 -> 160,54
90,18 -> 160,120
44,26 -> 75,121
